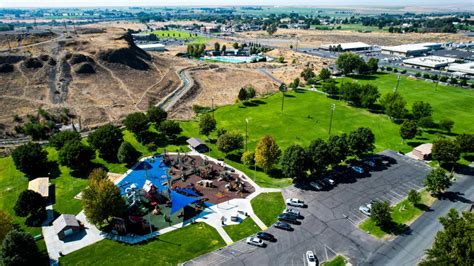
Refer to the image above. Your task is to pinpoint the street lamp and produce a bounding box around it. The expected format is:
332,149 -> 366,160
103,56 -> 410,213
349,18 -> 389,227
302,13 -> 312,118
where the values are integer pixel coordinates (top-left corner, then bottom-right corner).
211,96 -> 215,118
328,103 -> 336,136
394,74 -> 401,93
245,117 -> 248,151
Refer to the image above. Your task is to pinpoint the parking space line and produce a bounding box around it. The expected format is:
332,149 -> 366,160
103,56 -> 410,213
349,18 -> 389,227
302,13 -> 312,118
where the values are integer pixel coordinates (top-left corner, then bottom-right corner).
407,182 -> 423,190
389,190 -> 405,198
387,191 -> 404,202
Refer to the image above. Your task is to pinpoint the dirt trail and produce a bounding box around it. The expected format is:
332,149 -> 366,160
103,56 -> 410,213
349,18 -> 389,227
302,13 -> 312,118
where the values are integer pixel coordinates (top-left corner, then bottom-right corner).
134,62 -> 170,110
94,60 -> 136,108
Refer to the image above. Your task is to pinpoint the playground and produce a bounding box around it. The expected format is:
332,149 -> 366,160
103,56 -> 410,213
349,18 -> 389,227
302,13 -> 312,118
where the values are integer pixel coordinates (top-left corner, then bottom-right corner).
113,151 -> 255,236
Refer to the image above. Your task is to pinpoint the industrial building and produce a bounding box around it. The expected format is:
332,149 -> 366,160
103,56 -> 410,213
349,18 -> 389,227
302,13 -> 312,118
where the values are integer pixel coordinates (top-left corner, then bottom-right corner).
320,42 -> 373,52
381,43 -> 442,57
447,62 -> 474,76
403,56 -> 456,69
137,43 -> 165,52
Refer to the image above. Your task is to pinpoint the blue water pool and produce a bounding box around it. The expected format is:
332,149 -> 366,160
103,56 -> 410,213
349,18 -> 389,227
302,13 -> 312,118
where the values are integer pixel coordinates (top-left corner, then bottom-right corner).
116,156 -> 170,194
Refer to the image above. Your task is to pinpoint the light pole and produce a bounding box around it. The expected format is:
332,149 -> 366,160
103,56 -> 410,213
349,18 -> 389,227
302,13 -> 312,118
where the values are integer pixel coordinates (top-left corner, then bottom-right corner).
245,117 -> 248,151
279,83 -> 287,112
394,74 -> 401,93
328,103 -> 336,136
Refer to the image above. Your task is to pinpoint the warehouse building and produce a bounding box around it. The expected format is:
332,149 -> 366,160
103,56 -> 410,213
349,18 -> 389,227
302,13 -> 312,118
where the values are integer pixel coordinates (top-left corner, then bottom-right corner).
447,62 -> 474,76
137,43 -> 166,52
381,43 -> 442,57
403,56 -> 456,69
320,42 -> 373,52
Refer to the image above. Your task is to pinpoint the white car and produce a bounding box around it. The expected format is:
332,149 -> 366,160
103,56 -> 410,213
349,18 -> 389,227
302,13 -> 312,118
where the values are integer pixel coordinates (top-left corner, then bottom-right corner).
246,237 -> 265,247
359,204 -> 371,216
306,250 -> 318,266
323,177 -> 335,186
283,208 -> 300,216
286,198 -> 305,207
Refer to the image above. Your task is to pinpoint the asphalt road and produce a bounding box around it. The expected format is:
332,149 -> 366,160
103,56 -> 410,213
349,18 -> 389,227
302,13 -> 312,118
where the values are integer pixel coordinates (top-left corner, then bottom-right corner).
185,150 -> 432,266
364,171 -> 474,265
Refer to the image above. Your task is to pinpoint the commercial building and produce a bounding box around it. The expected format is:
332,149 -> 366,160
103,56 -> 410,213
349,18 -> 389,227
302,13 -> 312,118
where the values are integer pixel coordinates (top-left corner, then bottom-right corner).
447,62 -> 474,76
320,42 -> 372,52
137,43 -> 165,52
403,56 -> 456,69
381,43 -> 442,57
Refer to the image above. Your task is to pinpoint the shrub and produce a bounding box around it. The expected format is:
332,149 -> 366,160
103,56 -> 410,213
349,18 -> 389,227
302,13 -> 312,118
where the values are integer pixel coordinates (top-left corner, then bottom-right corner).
415,72 -> 421,78
49,130 -> 81,149
117,141 -> 141,166
241,151 -> 255,166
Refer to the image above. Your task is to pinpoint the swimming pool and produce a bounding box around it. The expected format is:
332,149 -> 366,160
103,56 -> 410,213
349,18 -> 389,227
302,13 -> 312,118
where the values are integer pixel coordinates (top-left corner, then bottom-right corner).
116,156 -> 170,195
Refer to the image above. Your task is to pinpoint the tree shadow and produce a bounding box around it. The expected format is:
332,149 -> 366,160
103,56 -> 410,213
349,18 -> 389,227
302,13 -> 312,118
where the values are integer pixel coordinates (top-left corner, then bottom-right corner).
439,191 -> 473,203
171,135 -> 188,146
294,88 -> 306,93
268,168 -> 284,179
35,161 -> 61,179
414,203 -> 432,212
225,152 -> 242,163
407,141 -> 425,148
70,162 -> 106,178
348,74 -> 377,80
380,221 -> 411,236
284,94 -> 296,98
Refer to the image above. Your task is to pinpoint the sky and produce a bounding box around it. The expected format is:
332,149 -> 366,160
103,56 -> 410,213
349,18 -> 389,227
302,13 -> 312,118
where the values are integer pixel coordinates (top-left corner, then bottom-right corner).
0,0 -> 471,8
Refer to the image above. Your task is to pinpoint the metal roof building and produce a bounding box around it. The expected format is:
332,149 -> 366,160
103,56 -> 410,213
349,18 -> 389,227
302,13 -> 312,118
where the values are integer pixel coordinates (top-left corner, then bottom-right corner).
403,56 -> 456,69
186,137 -> 209,153
381,43 -> 442,57
53,214 -> 82,240
137,43 -> 165,52
320,42 -> 372,51
447,62 -> 474,75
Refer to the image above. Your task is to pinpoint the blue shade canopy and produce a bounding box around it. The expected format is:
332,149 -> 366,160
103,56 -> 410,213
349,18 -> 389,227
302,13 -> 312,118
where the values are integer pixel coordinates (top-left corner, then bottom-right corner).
176,187 -> 200,197
171,190 -> 200,214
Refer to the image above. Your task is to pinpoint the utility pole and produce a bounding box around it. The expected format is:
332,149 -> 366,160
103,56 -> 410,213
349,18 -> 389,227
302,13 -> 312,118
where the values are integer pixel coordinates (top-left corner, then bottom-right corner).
328,103 -> 336,136
393,74 -> 401,93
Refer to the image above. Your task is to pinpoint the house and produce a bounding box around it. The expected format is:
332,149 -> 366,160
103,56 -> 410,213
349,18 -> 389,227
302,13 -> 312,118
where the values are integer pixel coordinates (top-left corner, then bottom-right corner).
53,214 -> 82,240
28,177 -> 49,198
186,137 -> 209,153
412,143 -> 433,160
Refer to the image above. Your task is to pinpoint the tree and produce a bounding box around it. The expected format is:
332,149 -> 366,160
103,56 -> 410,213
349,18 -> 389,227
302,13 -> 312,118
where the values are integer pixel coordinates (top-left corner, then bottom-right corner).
356,61 -> 369,74
246,86 -> 256,99
407,189 -> 421,205
11,142 -> 48,177
58,140 -> 95,171
199,114 -> 217,138
214,42 -> 220,51
147,106 -> 167,125
159,120 -> 182,141
418,116 -> 436,129
307,138 -> 331,174
371,201 -> 392,228
289,78 -> 300,89
82,169 -> 126,226
420,209 -> 473,266
88,124 -> 124,161
123,112 -> 149,135
266,24 -> 277,35
359,84 -> 380,108
117,141 -> 140,166
400,120 -> 418,142
241,151 -> 255,166
348,127 -> 375,158
221,45 -> 226,53
340,81 -> 362,106
2,230 -> 42,266
456,133 -> 474,153
0,211 -> 13,242
439,119 -> 454,133
380,92 -> 407,120
321,80 -> 339,97
13,190 -> 45,226
412,101 -> 432,120
281,145 -> 307,179
49,130 -> 81,149
300,67 -> 316,81
232,42 -> 239,49
255,135 -> 281,172
23,122 -> 49,140
216,131 -> 244,154
238,87 -> 248,101
366,57 -> 379,74
423,168 -> 452,196
336,52 -> 364,75
432,139 -> 461,165
327,134 -> 349,166
319,68 -> 331,80
216,127 -> 227,137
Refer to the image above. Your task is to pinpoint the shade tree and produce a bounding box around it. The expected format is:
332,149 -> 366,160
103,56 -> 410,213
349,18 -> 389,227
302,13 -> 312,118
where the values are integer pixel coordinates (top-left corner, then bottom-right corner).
11,142 -> 48,178
88,124 -> 124,161
281,144 -> 308,179
58,140 -> 95,172
347,127 -> 375,158
49,130 -> 81,149
216,131 -> 244,154
423,168 -> 452,196
255,135 -> 281,172
1,230 -> 42,266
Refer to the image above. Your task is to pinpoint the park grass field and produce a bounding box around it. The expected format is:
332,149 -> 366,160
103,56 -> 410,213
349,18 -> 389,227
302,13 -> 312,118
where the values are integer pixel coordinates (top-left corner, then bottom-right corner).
359,190 -> 435,238
250,192 -> 286,226
223,217 -> 260,242
322,255 -> 347,266
151,30 -> 211,44
60,223 -> 225,265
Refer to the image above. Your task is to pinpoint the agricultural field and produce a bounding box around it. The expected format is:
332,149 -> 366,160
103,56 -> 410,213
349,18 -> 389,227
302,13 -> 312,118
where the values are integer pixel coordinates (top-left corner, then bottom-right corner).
313,24 -> 387,32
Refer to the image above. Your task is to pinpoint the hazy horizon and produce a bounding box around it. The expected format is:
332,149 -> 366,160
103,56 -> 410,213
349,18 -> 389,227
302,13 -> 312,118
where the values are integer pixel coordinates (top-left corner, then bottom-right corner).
1,0 -> 472,9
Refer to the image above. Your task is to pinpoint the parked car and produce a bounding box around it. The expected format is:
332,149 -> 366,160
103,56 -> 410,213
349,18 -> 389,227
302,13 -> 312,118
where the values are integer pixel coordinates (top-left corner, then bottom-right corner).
278,213 -> 299,224
256,232 -> 275,241
351,166 -> 364,174
286,198 -> 305,207
284,208 -> 300,217
274,221 -> 293,231
363,160 -> 376,168
310,181 -> 323,190
322,177 -> 335,186
359,204 -> 371,216
306,250 -> 318,266
246,237 -> 265,247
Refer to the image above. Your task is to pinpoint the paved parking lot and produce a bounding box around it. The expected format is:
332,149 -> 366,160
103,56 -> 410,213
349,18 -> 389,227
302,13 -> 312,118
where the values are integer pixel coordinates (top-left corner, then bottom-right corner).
185,150 -> 431,266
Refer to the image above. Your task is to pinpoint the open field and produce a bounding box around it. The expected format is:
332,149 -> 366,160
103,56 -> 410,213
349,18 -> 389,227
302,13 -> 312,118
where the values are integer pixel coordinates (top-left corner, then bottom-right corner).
313,24 -> 388,33
151,30 -> 211,44
223,217 -> 260,242
359,190 -> 435,238
59,223 -> 226,265
250,192 -> 286,227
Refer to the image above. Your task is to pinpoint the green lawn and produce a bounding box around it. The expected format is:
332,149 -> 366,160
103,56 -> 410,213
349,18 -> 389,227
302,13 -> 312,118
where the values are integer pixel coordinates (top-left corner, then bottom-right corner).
223,217 -> 261,242
322,255 -> 347,266
151,30 -> 211,45
313,24 -> 386,32
250,192 -> 286,226
359,190 -> 435,238
60,223 -> 225,265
